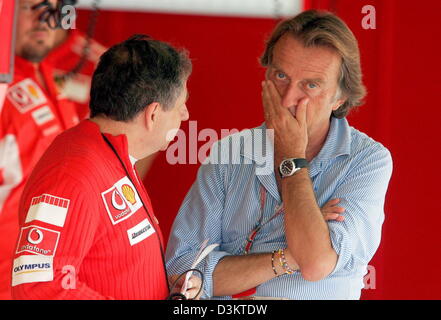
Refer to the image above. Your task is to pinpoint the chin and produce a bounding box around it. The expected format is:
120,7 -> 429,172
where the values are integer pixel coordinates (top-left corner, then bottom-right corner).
20,44 -> 51,63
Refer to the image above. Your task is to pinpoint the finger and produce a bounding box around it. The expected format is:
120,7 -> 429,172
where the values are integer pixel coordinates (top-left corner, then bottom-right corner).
266,80 -> 283,112
324,213 -> 345,221
296,97 -> 309,125
325,198 -> 341,207
324,213 -> 339,221
185,288 -> 197,299
325,205 -> 345,213
262,81 -> 275,122
333,206 -> 345,213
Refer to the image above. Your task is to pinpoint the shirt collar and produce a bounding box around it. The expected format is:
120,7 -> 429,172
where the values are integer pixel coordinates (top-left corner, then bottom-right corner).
129,155 -> 138,167
83,119 -> 133,171
312,117 -> 352,162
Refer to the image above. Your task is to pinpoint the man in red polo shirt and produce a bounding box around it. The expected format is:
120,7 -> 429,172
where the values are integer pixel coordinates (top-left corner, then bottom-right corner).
11,34 -> 200,299
0,0 -> 80,299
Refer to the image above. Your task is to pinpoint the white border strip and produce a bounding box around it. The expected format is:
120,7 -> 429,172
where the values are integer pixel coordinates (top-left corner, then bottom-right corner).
77,0 -> 302,18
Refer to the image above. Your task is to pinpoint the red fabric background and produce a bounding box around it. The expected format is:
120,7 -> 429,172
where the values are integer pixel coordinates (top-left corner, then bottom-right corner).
77,0 -> 441,299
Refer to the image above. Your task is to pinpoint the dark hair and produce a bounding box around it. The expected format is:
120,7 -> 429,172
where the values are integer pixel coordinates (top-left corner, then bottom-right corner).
90,34 -> 192,121
261,10 -> 366,118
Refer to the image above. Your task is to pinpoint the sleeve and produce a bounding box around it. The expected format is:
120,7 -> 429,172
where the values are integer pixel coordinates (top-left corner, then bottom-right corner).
0,95 -> 23,204
165,156 -> 231,299
327,144 -> 393,275
11,171 -> 112,300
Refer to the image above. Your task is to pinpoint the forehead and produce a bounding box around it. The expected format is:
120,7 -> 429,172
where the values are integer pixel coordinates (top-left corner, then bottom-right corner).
20,0 -> 57,5
271,34 -> 342,82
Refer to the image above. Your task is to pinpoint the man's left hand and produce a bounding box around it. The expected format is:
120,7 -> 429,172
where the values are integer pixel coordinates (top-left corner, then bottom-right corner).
168,274 -> 202,300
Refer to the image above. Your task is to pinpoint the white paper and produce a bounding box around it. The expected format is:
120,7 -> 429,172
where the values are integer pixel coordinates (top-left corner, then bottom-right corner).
180,240 -> 219,295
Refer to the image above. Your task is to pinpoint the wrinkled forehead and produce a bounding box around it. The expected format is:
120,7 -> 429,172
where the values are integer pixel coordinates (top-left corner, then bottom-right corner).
271,34 -> 342,82
20,0 -> 58,7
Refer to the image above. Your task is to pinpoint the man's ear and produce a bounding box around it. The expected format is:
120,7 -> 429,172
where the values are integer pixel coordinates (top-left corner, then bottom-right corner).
332,98 -> 347,111
143,102 -> 161,131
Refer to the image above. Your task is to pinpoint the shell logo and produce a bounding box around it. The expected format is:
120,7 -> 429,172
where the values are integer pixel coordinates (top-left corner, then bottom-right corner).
27,84 -> 40,99
121,184 -> 136,205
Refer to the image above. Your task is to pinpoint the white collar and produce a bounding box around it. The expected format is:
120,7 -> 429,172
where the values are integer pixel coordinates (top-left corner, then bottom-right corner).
129,155 -> 138,167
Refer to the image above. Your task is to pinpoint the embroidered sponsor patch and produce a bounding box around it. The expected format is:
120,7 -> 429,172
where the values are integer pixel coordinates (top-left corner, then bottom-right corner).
101,176 -> 142,225
16,225 -> 60,256
31,105 -> 55,126
127,219 -> 155,246
25,194 -> 70,227
7,79 -> 47,113
12,255 -> 53,287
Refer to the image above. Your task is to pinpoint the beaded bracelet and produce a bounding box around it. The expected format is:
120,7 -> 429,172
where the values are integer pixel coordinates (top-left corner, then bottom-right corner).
271,250 -> 279,276
278,248 -> 296,275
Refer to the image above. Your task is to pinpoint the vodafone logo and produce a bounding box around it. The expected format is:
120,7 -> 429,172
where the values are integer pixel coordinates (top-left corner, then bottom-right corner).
27,228 -> 44,245
102,186 -> 133,225
16,225 -> 60,256
101,177 -> 142,225
111,189 -> 127,210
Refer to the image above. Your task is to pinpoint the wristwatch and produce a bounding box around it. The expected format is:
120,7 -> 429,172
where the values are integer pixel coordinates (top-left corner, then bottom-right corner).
278,158 -> 309,178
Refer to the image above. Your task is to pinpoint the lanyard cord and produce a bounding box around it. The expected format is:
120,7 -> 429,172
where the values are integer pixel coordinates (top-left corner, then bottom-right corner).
243,186 -> 284,254
101,134 -> 170,293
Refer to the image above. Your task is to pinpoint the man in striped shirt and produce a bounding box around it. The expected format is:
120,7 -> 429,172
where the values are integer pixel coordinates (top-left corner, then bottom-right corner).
166,10 -> 393,300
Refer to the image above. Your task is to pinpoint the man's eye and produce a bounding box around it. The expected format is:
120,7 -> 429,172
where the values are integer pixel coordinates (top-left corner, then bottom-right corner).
276,72 -> 286,80
307,82 -> 318,89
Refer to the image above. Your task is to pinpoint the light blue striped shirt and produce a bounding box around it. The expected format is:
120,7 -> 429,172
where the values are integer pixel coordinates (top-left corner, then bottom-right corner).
165,117 -> 393,300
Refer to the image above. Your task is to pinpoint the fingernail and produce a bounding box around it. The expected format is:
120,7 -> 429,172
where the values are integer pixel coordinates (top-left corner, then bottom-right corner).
187,281 -> 193,288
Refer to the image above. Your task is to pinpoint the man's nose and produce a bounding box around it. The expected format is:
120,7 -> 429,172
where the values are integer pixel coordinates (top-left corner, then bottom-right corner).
280,82 -> 306,109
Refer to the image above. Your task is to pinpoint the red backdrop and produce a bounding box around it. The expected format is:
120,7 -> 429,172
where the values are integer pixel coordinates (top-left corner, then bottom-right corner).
77,0 -> 441,299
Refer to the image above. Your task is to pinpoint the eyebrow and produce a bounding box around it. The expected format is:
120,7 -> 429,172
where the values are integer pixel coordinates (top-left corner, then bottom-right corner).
270,63 -> 327,84
305,78 -> 326,84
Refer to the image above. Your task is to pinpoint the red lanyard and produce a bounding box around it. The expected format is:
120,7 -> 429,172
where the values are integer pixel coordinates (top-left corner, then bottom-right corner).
233,186 -> 284,299
243,186 -> 284,254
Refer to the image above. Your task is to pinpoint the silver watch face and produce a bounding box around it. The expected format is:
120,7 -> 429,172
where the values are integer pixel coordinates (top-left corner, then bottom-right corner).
280,159 -> 295,177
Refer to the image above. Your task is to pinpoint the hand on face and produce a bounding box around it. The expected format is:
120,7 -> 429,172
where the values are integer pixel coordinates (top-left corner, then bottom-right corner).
262,79 -> 309,159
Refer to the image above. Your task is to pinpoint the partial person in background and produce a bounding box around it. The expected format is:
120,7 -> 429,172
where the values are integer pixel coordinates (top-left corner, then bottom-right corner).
166,10 -> 393,300
47,28 -> 106,120
0,0 -> 80,299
